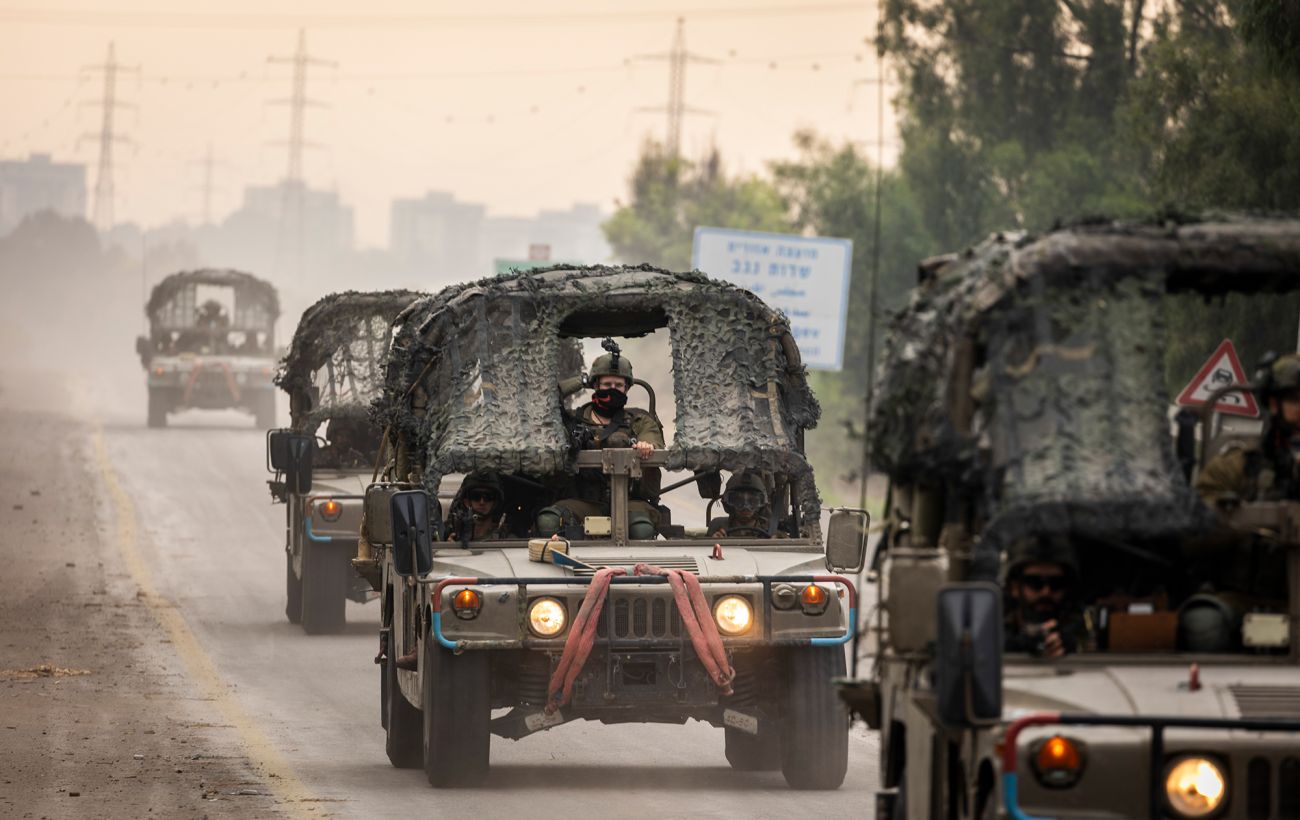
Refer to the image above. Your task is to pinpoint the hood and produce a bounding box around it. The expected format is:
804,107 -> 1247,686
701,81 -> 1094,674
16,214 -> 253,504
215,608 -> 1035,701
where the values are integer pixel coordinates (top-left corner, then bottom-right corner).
309,471 -> 370,496
1003,661 -> 1300,720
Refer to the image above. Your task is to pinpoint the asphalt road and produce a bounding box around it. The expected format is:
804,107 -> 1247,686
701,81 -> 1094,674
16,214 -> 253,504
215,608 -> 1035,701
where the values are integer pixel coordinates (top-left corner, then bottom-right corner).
89,380 -> 880,819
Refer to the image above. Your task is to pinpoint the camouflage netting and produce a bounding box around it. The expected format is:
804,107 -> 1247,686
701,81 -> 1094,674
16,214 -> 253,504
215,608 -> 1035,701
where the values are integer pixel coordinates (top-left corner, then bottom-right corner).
276,289 -> 423,430
870,218 -> 1300,578
375,265 -> 824,536
145,269 -> 279,331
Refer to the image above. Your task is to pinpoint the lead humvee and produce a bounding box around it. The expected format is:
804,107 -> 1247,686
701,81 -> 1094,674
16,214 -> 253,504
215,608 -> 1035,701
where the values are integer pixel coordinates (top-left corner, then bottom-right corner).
267,289 -> 422,634
843,219 -> 1300,819
136,269 -> 279,428
359,265 -> 869,789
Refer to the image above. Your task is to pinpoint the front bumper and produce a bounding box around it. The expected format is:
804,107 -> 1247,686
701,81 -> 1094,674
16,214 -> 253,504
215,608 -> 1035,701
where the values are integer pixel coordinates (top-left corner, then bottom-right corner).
427,573 -> 857,651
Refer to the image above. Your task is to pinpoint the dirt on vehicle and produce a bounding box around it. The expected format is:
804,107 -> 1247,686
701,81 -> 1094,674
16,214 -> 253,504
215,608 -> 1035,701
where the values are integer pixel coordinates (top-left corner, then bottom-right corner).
0,370 -> 285,819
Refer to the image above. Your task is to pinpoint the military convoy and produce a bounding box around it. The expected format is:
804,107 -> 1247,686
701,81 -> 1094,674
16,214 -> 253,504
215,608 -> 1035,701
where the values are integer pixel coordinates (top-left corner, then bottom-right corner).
136,269 -> 280,428
266,290 -> 421,634
355,266 -> 869,789
843,219 -> 1300,819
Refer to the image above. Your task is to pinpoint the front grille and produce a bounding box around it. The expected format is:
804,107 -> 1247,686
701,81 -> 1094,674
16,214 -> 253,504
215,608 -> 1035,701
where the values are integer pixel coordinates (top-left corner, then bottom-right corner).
571,556 -> 699,577
1243,755 -> 1300,820
1230,685 -> 1300,718
597,595 -> 682,640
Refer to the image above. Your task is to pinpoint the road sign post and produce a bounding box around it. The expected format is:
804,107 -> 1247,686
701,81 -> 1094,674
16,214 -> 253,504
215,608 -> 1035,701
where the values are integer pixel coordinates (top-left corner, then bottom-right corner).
691,227 -> 853,371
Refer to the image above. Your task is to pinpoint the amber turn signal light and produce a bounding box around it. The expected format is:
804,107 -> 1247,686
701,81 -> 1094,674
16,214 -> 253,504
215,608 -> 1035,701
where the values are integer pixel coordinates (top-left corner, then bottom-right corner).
1033,735 -> 1084,788
799,584 -> 828,613
319,499 -> 342,521
452,588 -> 482,619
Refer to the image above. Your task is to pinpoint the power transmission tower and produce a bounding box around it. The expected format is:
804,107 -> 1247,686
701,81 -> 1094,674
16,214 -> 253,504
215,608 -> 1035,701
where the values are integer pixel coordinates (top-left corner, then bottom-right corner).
634,17 -> 717,159
81,42 -> 138,232
267,29 -> 335,279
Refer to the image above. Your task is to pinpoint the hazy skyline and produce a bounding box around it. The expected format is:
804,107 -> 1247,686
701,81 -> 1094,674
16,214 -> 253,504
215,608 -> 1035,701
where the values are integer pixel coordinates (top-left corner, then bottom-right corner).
0,1 -> 896,247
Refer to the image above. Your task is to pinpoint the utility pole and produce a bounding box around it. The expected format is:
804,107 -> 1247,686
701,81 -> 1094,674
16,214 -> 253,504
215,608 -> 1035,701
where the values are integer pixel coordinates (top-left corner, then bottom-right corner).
267,29 -> 335,279
635,17 -> 716,159
81,42 -> 137,232
192,142 -> 223,225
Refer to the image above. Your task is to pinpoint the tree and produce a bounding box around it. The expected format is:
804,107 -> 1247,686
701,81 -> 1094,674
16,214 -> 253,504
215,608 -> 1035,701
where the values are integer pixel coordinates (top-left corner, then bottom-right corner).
602,141 -> 788,269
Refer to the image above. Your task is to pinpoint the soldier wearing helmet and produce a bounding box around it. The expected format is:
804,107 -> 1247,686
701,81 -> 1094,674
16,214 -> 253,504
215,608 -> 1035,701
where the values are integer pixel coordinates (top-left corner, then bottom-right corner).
536,339 -> 666,540
1003,534 -> 1083,659
448,471 -> 508,543
1196,352 -> 1300,506
708,470 -> 778,538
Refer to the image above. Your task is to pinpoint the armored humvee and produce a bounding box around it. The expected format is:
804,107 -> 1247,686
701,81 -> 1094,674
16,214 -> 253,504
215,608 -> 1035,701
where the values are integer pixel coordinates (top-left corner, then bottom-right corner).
844,219 -> 1300,819
360,265 -> 869,789
267,290 -> 422,634
136,269 -> 279,428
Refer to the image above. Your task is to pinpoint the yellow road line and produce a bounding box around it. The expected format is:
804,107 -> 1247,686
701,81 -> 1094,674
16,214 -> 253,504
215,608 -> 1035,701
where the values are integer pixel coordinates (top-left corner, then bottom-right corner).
92,426 -> 318,818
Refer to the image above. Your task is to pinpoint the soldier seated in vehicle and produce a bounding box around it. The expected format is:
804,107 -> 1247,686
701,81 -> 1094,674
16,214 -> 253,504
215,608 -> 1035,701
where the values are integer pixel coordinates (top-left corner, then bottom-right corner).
1197,352 -> 1300,507
446,472 -> 508,543
318,417 -> 377,469
535,341 -> 665,540
1003,534 -> 1084,659
707,470 -> 780,538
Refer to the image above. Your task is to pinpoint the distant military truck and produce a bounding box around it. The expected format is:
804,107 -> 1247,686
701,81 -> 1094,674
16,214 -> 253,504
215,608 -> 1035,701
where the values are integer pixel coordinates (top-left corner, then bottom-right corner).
842,219 -> 1300,819
266,290 -> 422,634
360,266 -> 869,789
136,269 -> 279,428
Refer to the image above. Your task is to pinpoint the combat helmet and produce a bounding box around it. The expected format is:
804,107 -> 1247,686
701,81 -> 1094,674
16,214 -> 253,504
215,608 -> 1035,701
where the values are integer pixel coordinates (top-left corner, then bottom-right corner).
460,471 -> 503,512
1256,352 -> 1300,400
588,337 -> 634,386
1004,533 -> 1079,582
722,470 -> 769,516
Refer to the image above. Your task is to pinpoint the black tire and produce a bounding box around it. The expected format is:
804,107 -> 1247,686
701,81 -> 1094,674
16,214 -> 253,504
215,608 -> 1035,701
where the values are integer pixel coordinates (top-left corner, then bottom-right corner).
284,550 -> 302,625
422,632 -> 490,787
300,541 -> 348,635
780,646 -> 849,790
252,391 -> 276,429
384,628 -> 423,769
725,726 -> 782,771
147,388 -> 168,428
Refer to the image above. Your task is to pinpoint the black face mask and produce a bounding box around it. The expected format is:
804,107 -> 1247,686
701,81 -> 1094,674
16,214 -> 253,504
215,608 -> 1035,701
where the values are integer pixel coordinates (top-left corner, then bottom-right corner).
592,388 -> 627,414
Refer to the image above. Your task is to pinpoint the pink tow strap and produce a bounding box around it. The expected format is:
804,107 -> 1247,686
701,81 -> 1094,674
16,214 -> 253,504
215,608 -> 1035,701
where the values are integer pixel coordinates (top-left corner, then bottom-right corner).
544,563 -> 736,713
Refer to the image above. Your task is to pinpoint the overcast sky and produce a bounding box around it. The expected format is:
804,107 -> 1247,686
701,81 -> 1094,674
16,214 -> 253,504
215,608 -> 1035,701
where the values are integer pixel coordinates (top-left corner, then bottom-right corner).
0,1 -> 896,246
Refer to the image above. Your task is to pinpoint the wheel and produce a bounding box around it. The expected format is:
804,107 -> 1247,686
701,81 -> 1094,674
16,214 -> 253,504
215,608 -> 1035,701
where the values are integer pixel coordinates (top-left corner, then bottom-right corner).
284,550 -> 302,625
147,388 -> 168,428
384,627 -> 422,769
780,646 -> 849,790
725,726 -> 782,771
422,631 -> 490,787
300,541 -> 348,635
252,391 -> 276,429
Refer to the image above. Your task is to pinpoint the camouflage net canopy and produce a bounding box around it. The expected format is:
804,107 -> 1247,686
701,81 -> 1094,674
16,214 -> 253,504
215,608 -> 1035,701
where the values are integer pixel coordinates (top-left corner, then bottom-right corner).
871,218 -> 1300,577
376,265 -> 824,536
276,289 -> 422,430
145,269 -> 279,333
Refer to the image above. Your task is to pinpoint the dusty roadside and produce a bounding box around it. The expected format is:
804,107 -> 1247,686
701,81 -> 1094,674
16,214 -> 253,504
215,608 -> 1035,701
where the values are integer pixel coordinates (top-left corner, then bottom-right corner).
0,370 -> 286,819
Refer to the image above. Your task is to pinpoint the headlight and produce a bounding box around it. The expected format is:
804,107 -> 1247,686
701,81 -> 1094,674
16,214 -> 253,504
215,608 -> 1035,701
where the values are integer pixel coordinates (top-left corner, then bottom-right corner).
318,499 -> 342,521
713,595 -> 753,636
528,597 -> 567,637
1165,756 -> 1226,818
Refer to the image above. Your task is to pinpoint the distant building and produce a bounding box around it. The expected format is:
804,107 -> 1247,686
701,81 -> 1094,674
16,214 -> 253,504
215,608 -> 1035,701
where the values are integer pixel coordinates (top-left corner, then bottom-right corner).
391,190 -> 609,280
0,153 -> 86,237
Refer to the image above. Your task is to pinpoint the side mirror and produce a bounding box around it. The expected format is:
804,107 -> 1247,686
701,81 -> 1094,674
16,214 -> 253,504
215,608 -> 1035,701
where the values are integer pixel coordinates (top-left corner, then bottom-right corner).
267,430 -> 313,493
695,471 -> 722,499
825,509 -> 870,572
935,583 -> 1003,728
391,489 -> 434,577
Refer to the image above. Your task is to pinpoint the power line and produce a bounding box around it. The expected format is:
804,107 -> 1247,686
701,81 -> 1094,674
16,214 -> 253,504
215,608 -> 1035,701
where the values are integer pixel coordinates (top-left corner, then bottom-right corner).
634,17 -> 718,159
80,41 -> 138,231
0,4 -> 868,30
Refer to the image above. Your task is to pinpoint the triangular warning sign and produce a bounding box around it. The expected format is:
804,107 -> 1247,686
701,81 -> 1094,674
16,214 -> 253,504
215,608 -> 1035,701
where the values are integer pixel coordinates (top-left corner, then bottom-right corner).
1175,339 -> 1259,418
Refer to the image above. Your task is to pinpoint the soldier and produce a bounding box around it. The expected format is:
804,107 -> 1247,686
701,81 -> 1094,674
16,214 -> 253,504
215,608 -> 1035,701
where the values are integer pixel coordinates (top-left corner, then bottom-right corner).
1196,352 -> 1300,506
448,472 -> 508,543
1003,534 -> 1084,659
536,340 -> 665,540
320,417 -> 375,469
707,470 -> 776,538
